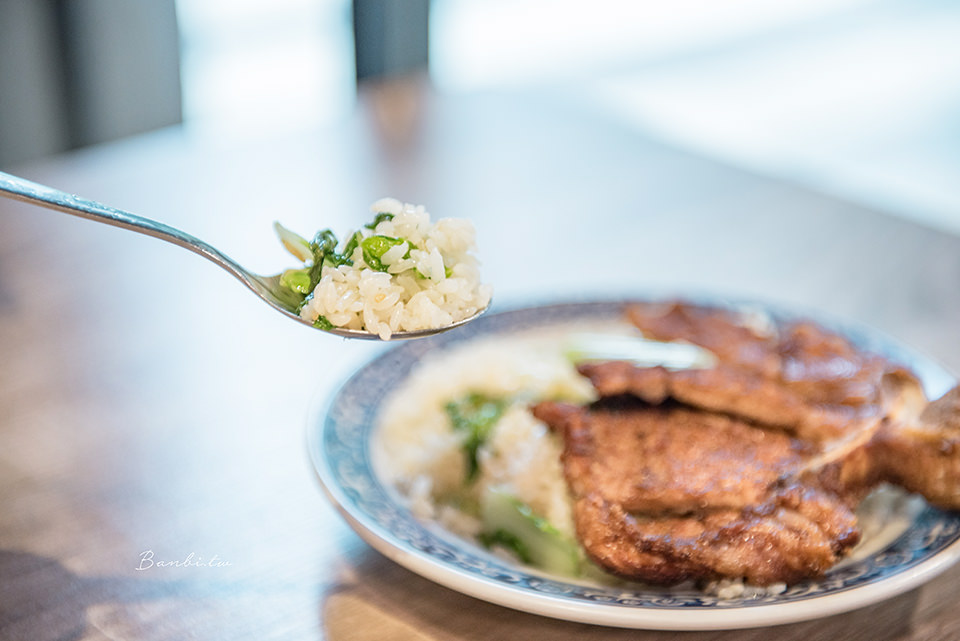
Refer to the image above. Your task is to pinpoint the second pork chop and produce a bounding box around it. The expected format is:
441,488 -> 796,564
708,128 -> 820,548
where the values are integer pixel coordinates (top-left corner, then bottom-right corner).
532,399 -> 861,586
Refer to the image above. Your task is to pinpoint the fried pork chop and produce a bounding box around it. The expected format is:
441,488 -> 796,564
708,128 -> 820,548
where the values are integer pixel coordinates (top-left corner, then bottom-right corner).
531,302 -> 960,586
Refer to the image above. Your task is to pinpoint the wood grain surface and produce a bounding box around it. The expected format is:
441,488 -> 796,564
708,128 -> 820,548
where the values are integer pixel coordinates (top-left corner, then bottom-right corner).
2,82 -> 959,640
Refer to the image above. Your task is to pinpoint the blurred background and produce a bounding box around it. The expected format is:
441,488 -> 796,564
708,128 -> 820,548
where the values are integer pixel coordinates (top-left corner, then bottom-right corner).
1,0 -> 957,233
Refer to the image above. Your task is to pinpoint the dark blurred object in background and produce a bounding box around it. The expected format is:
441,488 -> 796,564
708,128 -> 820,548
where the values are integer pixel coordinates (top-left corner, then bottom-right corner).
353,0 -> 429,83
0,0 -> 182,167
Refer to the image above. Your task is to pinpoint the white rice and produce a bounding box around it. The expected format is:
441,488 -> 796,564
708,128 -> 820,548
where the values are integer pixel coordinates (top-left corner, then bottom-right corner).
374,327 -> 598,540
373,324 -> 913,597
298,197 -> 492,340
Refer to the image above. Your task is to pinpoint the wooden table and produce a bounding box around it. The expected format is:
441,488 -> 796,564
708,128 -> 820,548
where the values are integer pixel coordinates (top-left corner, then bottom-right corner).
2,82 -> 959,640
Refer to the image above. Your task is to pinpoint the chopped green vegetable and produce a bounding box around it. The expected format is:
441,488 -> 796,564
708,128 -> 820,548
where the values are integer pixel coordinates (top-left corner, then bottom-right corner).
311,229 -> 338,252
273,211 -> 416,307
320,232 -> 355,269
480,487 -> 581,576
312,315 -> 335,330
274,222 -> 313,263
273,224 -> 337,302
444,392 -> 505,482
340,231 -> 362,263
310,229 -> 340,272
274,225 -> 355,304
279,268 -> 313,294
361,235 -> 407,272
364,212 -> 394,229
478,529 -> 532,564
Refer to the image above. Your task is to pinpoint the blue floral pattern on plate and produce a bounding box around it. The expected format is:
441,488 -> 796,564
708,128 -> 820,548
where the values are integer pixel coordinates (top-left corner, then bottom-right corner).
309,300 -> 960,628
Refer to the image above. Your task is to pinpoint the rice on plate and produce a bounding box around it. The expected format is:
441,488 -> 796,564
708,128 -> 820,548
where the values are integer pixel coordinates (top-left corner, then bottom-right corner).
374,327 -> 598,575
276,197 -> 491,339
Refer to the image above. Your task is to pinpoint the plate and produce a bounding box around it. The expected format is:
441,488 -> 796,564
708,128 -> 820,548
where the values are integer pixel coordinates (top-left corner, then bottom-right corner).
307,300 -> 960,630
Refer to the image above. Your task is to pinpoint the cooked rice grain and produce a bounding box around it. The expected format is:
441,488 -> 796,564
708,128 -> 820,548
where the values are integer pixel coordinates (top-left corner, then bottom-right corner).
299,198 -> 491,339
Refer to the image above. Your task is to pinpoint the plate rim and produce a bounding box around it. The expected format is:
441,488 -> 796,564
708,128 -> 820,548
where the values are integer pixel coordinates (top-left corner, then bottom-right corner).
307,298 -> 960,630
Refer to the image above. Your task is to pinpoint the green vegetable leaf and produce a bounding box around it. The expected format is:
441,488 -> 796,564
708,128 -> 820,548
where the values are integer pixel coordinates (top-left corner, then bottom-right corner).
274,224 -> 342,300
479,488 -> 582,575
478,529 -> 533,564
361,235 -> 406,272
339,231 -> 362,264
274,222 -> 313,263
311,229 -> 339,256
304,229 -> 336,287
364,212 -> 394,230
279,268 -> 313,294
444,392 -> 506,482
274,209 -> 417,314
313,315 -> 335,330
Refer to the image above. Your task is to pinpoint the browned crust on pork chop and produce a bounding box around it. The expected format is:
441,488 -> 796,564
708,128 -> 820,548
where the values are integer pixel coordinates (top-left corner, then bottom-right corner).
576,362 -> 878,442
626,302 -> 892,408
532,399 -> 860,585
532,399 -> 810,515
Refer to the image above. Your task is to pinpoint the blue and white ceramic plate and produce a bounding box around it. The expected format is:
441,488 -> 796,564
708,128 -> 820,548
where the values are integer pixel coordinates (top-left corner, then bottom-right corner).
308,300 -> 960,630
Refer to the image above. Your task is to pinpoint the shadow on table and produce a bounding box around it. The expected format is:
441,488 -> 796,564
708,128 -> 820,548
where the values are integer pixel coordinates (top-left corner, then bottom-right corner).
321,550 -> 922,641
